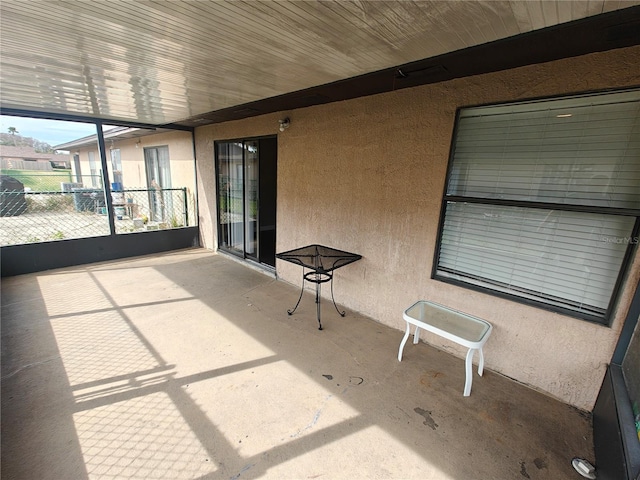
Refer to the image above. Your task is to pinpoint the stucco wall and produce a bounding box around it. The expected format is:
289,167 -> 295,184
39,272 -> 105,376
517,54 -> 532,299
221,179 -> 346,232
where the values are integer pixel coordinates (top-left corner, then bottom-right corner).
73,131 -> 194,189
194,45 -> 640,410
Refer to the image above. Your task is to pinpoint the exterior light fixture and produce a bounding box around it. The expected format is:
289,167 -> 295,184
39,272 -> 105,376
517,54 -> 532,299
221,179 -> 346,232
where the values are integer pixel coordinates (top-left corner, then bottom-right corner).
279,118 -> 290,132
556,113 -> 573,118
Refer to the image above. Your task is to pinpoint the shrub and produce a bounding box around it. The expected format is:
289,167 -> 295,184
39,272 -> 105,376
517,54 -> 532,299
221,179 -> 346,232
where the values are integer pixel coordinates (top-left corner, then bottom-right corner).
26,194 -> 74,213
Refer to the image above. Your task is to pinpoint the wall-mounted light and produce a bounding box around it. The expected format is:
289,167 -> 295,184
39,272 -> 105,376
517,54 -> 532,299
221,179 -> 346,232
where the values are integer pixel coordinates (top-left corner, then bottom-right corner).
279,117 -> 290,132
135,139 -> 141,148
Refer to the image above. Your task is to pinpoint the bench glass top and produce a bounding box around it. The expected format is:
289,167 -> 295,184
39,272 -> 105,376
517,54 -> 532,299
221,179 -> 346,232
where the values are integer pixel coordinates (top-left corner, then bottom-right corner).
404,301 -> 490,343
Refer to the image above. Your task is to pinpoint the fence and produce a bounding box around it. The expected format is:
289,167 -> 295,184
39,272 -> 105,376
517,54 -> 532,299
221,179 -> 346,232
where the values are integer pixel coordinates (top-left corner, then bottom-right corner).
0,187 -> 192,246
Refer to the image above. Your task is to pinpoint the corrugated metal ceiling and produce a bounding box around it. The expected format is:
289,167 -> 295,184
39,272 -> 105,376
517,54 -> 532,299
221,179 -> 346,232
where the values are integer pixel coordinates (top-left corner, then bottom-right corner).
1,0 -> 638,126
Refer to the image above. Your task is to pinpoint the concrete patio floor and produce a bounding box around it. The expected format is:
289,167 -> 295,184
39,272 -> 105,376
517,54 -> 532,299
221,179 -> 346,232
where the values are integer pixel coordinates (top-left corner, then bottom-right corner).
1,248 -> 593,480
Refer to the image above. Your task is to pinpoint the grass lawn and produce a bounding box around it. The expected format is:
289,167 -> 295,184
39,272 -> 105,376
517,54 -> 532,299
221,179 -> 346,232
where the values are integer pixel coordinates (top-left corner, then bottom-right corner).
1,169 -> 72,191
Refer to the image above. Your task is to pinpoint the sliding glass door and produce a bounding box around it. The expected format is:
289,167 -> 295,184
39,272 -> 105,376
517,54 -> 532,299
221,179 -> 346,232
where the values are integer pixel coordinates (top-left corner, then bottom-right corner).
244,140 -> 258,258
217,142 -> 244,255
216,137 -> 277,266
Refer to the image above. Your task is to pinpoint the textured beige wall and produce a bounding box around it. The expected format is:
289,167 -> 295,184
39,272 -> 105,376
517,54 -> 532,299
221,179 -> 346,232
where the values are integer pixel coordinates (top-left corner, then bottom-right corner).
74,131 -> 195,191
194,46 -> 640,410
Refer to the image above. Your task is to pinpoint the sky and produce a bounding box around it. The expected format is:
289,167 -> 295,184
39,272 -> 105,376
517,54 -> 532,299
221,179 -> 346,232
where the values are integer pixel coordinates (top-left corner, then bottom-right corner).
0,115 -> 98,148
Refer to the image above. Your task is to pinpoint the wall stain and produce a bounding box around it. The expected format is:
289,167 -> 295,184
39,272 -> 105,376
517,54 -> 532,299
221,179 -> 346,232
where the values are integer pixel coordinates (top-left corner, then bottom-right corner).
322,374 -> 333,380
414,407 -> 438,430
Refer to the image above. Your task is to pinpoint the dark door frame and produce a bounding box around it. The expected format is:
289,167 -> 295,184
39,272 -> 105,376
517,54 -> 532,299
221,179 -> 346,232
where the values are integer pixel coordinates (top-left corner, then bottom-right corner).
214,135 -> 277,268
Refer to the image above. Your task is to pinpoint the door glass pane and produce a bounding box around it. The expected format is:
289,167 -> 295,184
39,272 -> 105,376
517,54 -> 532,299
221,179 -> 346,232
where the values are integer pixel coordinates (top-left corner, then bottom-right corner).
110,149 -> 123,185
245,141 -> 258,258
144,146 -> 172,223
157,146 -> 173,221
144,148 -> 161,221
217,142 -> 244,254
258,137 -> 277,267
88,151 -> 102,188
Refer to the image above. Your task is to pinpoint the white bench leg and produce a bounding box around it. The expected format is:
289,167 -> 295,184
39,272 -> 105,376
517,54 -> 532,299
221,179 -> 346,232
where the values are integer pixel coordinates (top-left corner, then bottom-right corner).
398,322 -> 411,361
464,348 -> 475,396
413,326 -> 421,344
478,348 -> 484,376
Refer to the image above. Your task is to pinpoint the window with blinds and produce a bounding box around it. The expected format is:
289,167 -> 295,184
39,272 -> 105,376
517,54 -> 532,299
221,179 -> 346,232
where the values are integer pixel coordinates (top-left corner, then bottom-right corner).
434,89 -> 640,324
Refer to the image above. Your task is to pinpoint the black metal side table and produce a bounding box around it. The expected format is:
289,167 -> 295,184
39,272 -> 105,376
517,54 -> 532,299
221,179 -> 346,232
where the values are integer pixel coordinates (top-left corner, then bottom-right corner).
276,244 -> 362,330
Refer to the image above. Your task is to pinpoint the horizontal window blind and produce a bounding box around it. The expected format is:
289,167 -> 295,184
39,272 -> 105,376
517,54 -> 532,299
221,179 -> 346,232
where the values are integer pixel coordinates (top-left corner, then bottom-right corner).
436,89 -> 640,322
438,202 -> 635,316
448,95 -> 640,209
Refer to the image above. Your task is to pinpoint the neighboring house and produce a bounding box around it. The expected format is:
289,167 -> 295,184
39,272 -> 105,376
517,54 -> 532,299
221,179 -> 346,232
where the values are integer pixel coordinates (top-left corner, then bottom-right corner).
0,145 -> 70,171
54,127 -> 196,222
54,127 -> 194,191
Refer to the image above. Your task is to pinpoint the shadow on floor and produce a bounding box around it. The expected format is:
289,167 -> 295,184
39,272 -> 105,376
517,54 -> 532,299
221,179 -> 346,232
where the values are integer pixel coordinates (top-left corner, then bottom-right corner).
1,248 -> 592,479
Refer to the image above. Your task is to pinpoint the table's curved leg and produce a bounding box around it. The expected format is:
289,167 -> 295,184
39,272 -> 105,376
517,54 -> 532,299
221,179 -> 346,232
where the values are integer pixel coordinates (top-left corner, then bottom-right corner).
287,268 -> 306,316
464,348 -> 475,397
398,322 -> 411,361
478,348 -> 485,376
330,274 -> 345,317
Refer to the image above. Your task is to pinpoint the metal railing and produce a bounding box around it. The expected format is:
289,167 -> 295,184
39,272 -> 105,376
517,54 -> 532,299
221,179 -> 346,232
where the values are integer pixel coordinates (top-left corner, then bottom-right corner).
110,188 -> 190,233
0,187 -> 191,246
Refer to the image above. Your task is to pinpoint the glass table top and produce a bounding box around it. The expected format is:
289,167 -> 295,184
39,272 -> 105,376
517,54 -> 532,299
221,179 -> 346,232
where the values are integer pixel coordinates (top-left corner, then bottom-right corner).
404,300 -> 491,343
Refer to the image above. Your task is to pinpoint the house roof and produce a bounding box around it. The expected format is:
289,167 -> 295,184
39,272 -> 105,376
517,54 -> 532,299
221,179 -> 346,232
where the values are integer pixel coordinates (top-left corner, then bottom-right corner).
1,1 -> 639,128
52,126 -> 180,151
0,145 -> 69,161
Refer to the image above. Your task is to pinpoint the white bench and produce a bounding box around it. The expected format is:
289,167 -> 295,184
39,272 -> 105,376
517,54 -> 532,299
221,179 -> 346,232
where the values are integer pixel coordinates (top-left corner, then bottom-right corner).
398,300 -> 493,396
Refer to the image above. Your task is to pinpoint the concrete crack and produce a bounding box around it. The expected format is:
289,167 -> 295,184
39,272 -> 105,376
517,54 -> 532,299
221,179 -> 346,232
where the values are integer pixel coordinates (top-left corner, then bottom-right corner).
289,395 -> 332,438
1,356 -> 61,381
230,462 -> 256,480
